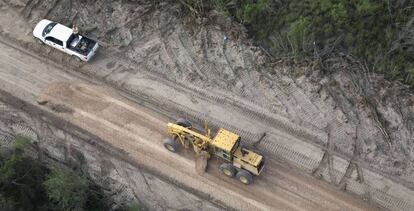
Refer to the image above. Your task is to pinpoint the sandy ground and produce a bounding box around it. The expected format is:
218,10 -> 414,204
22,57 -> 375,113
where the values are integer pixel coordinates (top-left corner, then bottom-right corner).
0,38 -> 377,210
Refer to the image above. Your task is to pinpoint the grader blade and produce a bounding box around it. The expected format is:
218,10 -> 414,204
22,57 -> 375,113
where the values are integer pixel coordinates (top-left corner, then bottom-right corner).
195,151 -> 209,174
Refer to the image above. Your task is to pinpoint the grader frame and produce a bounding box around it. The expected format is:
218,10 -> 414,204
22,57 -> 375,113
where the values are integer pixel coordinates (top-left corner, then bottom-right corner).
163,118 -> 265,185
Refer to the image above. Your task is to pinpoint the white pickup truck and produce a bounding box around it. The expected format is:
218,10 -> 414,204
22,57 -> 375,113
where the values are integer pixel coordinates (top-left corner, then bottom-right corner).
33,19 -> 99,62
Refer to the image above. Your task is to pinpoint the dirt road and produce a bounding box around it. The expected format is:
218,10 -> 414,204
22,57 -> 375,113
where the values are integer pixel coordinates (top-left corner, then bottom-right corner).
0,38 -> 377,210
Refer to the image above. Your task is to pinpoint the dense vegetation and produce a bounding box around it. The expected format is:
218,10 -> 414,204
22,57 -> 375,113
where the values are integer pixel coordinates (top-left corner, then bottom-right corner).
0,136 -> 141,211
179,0 -> 414,85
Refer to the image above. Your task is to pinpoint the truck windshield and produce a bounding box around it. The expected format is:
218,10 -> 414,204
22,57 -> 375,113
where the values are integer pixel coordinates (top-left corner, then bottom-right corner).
231,138 -> 241,153
42,22 -> 57,37
257,157 -> 265,173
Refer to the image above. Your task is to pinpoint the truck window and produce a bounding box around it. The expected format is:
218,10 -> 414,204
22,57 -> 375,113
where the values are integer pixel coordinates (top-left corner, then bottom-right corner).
231,138 -> 241,153
223,153 -> 229,159
42,22 -> 57,37
45,37 -> 63,46
220,150 -> 231,161
54,38 -> 63,46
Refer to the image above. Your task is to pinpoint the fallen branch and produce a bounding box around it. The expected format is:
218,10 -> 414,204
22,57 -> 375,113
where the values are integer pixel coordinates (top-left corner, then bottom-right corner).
178,0 -> 199,16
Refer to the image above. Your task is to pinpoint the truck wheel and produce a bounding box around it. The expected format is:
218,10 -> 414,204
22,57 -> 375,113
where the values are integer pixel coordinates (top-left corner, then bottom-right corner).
37,39 -> 44,45
176,118 -> 192,128
72,56 -> 82,62
163,138 -> 178,152
219,163 -> 236,177
236,170 -> 253,185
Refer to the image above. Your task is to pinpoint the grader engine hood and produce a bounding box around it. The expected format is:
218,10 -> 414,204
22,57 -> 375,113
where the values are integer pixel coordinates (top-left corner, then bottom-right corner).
233,147 -> 263,167
233,146 -> 265,176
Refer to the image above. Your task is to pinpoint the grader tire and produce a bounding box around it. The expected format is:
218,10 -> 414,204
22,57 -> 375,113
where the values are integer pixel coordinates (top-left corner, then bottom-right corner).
195,151 -> 209,175
176,118 -> 192,128
236,170 -> 253,185
219,163 -> 236,177
163,138 -> 178,152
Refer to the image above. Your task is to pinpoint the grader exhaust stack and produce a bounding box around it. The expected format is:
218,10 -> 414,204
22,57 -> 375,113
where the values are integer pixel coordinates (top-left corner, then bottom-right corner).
163,118 -> 265,185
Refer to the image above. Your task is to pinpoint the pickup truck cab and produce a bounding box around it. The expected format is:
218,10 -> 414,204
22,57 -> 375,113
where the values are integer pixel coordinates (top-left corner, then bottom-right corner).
33,19 -> 99,62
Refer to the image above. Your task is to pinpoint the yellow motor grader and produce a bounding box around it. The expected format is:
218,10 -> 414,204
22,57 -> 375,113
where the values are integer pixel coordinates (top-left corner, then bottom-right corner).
163,118 -> 265,185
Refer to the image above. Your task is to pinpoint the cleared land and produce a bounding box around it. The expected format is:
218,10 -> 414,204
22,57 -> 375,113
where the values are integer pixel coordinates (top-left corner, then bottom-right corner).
1,0 -> 414,210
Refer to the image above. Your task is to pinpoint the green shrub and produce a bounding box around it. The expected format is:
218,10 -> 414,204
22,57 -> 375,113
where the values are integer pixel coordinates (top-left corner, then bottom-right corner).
176,0 -> 414,86
44,168 -> 89,210
0,136 -> 116,211
0,137 -> 49,210
287,17 -> 310,56
127,203 -> 143,211
235,0 -> 270,24
232,0 -> 413,86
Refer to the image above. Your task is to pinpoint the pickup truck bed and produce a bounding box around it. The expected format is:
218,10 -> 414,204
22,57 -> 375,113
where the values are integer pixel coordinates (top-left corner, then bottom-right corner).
67,35 -> 97,56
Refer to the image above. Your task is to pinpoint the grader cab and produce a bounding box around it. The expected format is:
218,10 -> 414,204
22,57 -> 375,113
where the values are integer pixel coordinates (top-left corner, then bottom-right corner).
163,118 -> 265,185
